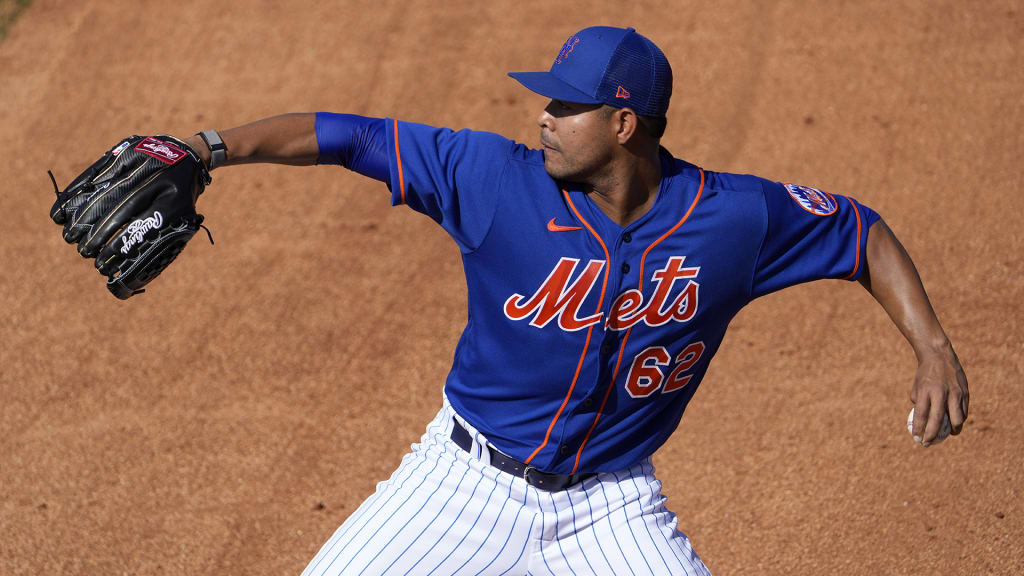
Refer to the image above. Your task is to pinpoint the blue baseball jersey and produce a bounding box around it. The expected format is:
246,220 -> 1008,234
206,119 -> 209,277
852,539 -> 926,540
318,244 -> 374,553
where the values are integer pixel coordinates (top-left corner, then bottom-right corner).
383,118 -> 879,475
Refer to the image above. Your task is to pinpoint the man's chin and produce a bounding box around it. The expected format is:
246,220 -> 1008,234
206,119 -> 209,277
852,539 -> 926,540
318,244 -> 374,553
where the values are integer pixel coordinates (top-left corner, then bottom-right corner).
543,157 -> 572,181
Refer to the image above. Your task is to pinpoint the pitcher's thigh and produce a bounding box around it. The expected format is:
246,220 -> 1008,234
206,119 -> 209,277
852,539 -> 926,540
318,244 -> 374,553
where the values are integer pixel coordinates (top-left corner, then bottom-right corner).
301,444 -> 536,576
540,469 -> 710,576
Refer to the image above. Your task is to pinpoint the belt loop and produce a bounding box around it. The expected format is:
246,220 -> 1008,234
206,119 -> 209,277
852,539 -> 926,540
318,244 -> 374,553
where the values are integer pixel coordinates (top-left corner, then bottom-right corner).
455,415 -> 488,464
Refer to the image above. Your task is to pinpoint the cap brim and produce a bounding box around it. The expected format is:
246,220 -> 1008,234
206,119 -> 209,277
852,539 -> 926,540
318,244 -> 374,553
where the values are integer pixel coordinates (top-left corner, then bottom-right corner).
507,71 -> 602,105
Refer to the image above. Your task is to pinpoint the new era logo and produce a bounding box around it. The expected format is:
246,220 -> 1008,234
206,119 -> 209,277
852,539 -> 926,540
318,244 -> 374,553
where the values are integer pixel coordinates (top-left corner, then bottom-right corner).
615,86 -> 631,99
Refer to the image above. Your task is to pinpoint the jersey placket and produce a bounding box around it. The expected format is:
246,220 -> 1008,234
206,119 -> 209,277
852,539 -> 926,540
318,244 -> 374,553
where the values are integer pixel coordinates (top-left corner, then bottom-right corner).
549,192 -> 641,472
520,188 -> 612,472
557,226 -> 634,459
565,168 -> 706,473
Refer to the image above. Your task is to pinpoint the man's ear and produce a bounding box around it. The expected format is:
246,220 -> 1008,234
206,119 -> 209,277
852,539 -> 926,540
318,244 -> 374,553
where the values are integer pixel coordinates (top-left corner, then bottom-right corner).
614,107 -> 639,144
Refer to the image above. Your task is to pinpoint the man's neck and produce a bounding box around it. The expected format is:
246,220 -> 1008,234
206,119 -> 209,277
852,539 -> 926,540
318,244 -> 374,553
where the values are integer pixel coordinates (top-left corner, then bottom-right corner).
585,149 -> 662,227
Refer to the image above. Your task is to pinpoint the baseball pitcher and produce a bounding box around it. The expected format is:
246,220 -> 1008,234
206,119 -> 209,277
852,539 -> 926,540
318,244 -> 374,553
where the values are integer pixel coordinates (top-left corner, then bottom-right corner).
50,26 -> 968,575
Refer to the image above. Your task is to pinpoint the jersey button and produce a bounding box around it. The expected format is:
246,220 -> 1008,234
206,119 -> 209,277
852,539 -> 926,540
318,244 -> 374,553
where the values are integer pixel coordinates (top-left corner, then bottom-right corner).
583,398 -> 593,408
623,232 -> 632,243
601,342 -> 614,355
621,263 -> 630,274
560,445 -> 570,454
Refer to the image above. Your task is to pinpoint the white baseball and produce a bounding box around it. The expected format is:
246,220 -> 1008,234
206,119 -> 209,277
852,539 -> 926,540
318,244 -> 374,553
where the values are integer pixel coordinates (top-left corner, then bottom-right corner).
907,407 -> 951,445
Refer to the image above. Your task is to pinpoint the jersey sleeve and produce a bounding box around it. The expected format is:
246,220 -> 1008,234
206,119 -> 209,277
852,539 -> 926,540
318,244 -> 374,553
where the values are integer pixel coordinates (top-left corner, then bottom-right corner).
751,180 -> 880,298
385,119 -> 514,252
315,113 -> 389,182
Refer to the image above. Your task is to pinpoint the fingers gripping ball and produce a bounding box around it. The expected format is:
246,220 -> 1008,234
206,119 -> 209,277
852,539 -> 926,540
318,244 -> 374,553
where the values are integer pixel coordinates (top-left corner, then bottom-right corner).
907,407 -> 951,446
49,135 -> 212,299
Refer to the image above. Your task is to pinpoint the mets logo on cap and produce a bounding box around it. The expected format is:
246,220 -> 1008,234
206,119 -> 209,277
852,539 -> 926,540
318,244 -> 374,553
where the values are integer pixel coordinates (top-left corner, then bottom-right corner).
555,35 -> 580,65
784,183 -> 838,216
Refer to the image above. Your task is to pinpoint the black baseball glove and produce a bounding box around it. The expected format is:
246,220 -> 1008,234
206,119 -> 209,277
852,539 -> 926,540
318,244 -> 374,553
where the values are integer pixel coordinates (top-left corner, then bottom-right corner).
49,135 -> 212,299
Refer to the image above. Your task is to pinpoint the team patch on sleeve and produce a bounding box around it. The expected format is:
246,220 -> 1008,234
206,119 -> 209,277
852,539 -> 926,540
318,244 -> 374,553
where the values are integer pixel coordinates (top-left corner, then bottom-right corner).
783,183 -> 838,216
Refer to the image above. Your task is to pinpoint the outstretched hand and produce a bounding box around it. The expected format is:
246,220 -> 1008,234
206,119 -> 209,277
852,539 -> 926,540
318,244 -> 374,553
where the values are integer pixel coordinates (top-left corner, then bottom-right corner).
857,219 -> 969,447
911,346 -> 969,446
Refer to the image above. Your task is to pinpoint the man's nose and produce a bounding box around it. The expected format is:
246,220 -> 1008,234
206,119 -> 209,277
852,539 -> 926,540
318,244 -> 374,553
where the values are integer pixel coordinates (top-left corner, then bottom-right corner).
537,109 -> 554,130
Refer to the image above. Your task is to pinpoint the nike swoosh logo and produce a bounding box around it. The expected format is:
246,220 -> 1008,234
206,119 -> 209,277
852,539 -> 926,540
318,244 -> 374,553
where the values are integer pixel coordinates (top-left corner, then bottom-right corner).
547,218 -> 583,232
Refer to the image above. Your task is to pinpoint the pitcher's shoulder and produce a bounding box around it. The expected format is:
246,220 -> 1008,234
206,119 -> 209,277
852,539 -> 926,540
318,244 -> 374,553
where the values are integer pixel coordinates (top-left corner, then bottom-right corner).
702,168 -> 774,195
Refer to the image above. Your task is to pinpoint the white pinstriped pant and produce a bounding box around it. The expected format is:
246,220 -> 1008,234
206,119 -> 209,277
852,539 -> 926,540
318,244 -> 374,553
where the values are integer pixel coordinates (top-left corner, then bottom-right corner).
301,400 -> 711,576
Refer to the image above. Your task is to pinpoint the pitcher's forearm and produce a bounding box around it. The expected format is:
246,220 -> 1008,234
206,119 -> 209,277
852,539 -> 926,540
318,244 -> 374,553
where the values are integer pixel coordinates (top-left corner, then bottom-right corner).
859,218 -> 968,441
184,113 -> 319,169
858,219 -> 950,361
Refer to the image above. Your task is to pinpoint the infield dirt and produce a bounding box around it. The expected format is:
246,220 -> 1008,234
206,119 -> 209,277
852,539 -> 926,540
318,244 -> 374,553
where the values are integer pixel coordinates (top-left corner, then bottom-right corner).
2,1 -> 1021,575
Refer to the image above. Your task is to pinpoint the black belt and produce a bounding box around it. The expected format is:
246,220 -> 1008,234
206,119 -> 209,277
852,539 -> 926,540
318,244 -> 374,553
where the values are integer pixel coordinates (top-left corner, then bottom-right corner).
450,418 -> 596,492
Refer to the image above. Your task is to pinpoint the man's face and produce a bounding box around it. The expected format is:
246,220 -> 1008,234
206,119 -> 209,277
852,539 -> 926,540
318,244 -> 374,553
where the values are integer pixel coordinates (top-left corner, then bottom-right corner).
537,100 -> 617,183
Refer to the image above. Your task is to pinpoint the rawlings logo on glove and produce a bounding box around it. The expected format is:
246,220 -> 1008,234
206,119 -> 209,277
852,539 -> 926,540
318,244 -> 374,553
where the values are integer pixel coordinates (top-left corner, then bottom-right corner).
135,137 -> 187,164
48,135 -> 213,299
120,211 -> 164,254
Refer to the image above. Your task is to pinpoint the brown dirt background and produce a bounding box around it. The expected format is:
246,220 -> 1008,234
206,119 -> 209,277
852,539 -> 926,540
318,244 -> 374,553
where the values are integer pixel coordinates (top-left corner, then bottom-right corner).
1,1 -> 1021,574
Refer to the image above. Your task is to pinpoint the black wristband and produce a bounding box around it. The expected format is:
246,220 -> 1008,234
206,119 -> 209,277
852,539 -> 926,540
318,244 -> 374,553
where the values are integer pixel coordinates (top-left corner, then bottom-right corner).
196,130 -> 228,170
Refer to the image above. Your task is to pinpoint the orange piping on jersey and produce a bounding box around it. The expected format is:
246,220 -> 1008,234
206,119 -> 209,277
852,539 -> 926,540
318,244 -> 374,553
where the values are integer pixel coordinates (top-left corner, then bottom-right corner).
571,331 -> 631,473
523,190 -> 611,466
571,168 -> 705,474
842,196 -> 863,280
638,168 -> 706,291
393,118 -> 406,205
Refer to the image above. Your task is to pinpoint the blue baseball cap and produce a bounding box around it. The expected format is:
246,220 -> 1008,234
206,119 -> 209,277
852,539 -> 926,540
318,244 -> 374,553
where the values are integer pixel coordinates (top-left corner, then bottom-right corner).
508,26 -> 673,118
